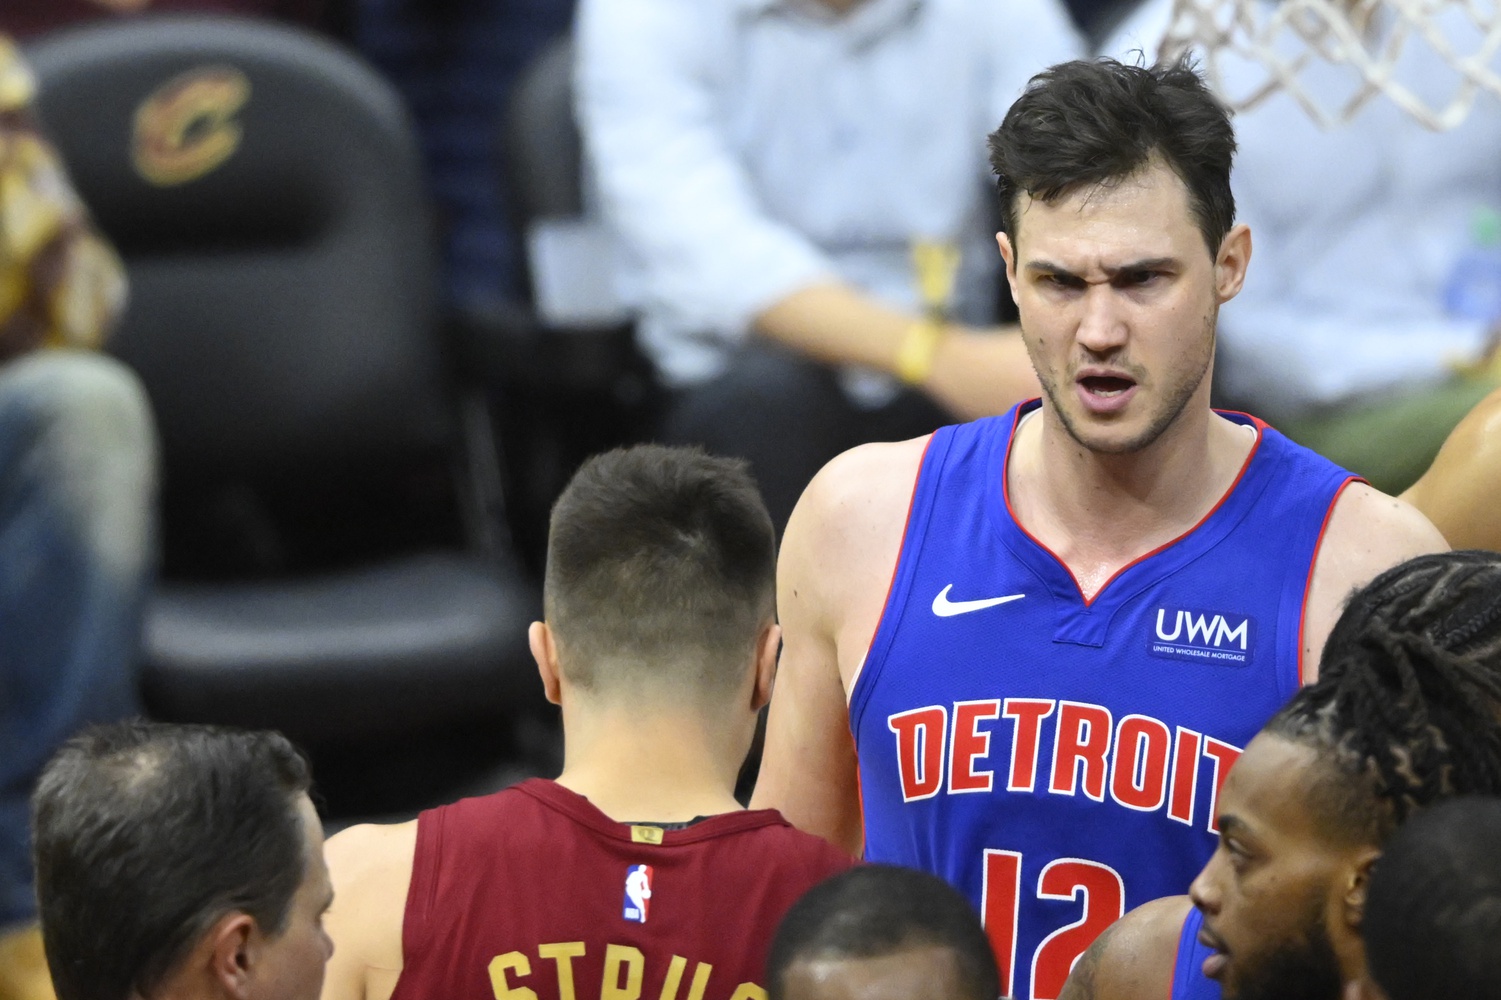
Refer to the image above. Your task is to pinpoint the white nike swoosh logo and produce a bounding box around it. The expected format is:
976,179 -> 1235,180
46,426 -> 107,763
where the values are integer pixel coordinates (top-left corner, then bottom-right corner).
931,584 -> 1026,617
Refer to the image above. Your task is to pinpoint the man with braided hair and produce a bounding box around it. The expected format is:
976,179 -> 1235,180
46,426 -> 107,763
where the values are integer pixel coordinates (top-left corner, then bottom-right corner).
1058,549 -> 1501,1000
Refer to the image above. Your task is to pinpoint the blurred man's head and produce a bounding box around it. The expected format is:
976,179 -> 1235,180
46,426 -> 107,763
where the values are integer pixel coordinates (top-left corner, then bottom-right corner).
1356,796 -> 1501,1000
532,445 -> 778,739
986,58 -> 1249,457
767,865 -> 998,1000
32,722 -> 332,1000
1188,551 -> 1501,1000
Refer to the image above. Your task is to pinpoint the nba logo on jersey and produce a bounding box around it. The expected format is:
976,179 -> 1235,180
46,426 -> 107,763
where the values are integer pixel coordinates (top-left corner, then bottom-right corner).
622,864 -> 653,923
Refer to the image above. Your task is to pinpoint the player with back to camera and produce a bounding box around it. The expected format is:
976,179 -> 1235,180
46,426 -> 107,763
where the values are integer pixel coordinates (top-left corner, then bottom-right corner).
751,56 -> 1447,1000
320,445 -> 854,1000
31,722 -> 334,1000
766,865 -> 1000,1000
1056,550 -> 1501,1000
1352,796 -> 1501,1000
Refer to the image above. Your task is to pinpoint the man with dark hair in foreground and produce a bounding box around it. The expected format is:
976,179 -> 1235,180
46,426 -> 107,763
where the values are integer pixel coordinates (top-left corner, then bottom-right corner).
1058,550 -> 1501,1000
767,865 -> 998,1000
31,722 -> 333,1000
1354,796 -> 1501,1000
755,56 -> 1443,1000
322,445 -> 853,1000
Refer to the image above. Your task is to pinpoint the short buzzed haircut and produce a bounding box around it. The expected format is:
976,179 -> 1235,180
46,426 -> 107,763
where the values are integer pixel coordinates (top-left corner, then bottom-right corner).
987,57 -> 1236,256
1363,796 -> 1501,1000
543,444 -> 776,693
32,722 -> 313,1000
767,865 -> 999,1000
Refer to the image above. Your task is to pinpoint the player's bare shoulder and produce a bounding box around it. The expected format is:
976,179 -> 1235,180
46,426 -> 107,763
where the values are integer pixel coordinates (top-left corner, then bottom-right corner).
321,820 -> 419,1000
1059,895 -> 1192,1000
780,435 -> 932,681
1302,483 -> 1448,676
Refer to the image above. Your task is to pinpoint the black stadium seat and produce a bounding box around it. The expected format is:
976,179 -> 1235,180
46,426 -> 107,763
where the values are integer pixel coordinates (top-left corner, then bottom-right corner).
24,16 -> 543,752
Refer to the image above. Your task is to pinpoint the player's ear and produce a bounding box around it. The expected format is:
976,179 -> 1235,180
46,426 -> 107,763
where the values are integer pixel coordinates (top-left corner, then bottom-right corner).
529,621 -> 563,705
206,911 -> 257,999
751,620 -> 780,711
1342,846 -> 1381,929
997,231 -> 1020,297
1214,223 -> 1252,303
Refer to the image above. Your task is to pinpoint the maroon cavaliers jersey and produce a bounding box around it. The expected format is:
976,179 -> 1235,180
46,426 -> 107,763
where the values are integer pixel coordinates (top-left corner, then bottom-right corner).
388,779 -> 854,1000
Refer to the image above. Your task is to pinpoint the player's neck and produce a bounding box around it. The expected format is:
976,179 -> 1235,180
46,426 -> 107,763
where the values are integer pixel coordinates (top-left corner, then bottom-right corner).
1012,397 -> 1255,595
553,702 -> 748,824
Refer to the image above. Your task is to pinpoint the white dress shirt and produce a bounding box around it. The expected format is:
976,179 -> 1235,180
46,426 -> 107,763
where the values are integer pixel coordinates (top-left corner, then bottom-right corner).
577,0 -> 1083,391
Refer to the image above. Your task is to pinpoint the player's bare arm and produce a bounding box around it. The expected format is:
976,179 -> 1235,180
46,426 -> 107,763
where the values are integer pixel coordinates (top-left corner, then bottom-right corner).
320,820 -> 417,1000
1301,484 -> 1448,679
1401,386 -> 1501,551
1058,895 -> 1193,1000
751,436 -> 930,853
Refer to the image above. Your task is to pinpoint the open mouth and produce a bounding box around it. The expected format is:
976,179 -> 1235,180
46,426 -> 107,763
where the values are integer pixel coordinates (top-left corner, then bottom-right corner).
1079,375 -> 1136,397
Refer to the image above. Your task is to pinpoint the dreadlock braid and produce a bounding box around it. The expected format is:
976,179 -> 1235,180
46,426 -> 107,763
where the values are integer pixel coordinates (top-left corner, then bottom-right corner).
1265,551 -> 1501,844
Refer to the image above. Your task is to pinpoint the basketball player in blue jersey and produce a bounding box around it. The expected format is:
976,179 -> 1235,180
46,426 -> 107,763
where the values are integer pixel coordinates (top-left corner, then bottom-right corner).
751,57 -> 1447,1000
1055,550 -> 1501,1000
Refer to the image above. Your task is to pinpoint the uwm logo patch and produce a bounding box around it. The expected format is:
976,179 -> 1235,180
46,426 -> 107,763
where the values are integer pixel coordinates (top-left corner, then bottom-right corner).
1148,607 -> 1257,665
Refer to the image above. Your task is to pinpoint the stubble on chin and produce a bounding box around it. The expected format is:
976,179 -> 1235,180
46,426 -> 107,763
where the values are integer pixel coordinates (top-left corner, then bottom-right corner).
1220,895 -> 1344,1000
1032,316 -> 1214,456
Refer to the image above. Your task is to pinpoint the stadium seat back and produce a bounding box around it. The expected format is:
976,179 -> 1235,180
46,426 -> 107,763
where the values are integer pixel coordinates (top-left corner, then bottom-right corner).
27,15 -> 450,476
21,18 -> 545,780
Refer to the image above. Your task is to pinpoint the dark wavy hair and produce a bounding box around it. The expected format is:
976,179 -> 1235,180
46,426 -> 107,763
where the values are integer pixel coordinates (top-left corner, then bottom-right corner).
987,57 -> 1237,256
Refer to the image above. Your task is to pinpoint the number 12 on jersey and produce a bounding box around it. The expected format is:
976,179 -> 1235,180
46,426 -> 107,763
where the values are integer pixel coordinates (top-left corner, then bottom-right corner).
982,850 -> 1125,1000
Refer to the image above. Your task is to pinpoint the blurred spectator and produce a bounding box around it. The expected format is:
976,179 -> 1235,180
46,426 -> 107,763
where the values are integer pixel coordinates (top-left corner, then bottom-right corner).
355,0 -> 575,310
576,0 -> 1082,529
1357,796 -> 1501,1000
0,36 -> 155,1000
32,722 -> 332,1000
766,865 -> 998,1000
1108,2 -> 1501,494
320,445 -> 853,1000
1,0 -> 333,40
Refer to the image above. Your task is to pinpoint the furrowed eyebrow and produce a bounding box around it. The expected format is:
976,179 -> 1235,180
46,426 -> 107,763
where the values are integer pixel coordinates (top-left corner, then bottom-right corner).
1025,257 -> 1178,279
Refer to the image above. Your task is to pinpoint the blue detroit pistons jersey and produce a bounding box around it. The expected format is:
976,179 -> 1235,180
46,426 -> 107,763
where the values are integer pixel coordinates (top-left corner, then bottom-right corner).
851,400 -> 1354,1000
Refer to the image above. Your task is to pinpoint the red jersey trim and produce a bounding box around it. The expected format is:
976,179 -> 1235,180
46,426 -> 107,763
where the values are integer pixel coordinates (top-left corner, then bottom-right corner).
1001,406 -> 1264,608
1297,476 -> 1363,687
847,433 -> 934,861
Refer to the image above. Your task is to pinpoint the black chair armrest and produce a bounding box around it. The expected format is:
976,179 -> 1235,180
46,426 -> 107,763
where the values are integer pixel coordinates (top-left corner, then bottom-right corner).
449,301 -> 640,397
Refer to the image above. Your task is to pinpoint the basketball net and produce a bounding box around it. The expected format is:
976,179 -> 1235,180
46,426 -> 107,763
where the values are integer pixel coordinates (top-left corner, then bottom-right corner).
1156,0 -> 1501,128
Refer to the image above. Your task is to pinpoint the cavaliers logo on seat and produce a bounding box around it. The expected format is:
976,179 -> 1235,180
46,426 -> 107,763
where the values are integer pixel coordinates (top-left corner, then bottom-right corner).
132,66 -> 251,187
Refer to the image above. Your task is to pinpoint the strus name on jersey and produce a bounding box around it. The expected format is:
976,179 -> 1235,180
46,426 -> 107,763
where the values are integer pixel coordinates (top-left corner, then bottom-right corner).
1149,607 -> 1257,665
886,698 -> 1243,832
